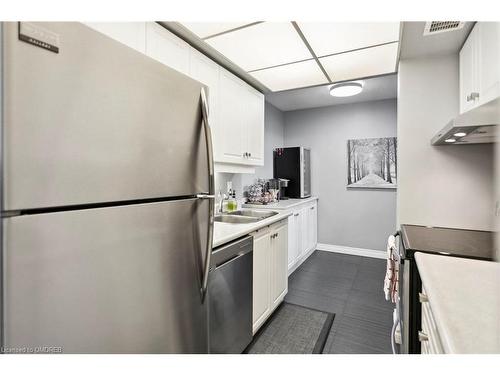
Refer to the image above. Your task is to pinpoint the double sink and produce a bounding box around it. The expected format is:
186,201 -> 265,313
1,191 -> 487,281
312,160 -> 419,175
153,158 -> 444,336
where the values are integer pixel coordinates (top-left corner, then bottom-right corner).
214,209 -> 279,224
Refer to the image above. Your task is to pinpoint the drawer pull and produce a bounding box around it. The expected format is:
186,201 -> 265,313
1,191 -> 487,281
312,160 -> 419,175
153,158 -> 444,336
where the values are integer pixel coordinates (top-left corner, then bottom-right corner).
418,331 -> 429,342
419,292 -> 429,303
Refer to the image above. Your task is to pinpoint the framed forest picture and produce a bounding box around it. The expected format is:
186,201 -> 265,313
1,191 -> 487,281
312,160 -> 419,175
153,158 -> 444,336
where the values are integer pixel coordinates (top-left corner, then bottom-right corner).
347,137 -> 397,189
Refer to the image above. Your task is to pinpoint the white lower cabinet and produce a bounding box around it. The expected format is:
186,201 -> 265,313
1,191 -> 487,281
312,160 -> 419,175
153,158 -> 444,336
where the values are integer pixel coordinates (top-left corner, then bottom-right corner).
287,201 -> 318,274
419,286 -> 445,354
287,211 -> 301,269
251,220 -> 288,334
271,222 -> 288,309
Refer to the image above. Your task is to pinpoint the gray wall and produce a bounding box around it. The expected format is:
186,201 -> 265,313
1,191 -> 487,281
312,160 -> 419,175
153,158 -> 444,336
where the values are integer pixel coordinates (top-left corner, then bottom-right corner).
398,54 -> 495,231
284,99 -> 398,251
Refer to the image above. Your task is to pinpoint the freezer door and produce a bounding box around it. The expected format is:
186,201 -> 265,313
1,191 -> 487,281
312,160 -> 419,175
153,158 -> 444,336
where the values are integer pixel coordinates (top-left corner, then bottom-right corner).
2,199 -> 209,353
2,22 -> 209,210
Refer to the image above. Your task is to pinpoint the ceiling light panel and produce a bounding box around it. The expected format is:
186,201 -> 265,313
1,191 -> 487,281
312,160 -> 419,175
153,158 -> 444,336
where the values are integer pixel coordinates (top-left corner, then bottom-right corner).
298,22 -> 400,57
249,60 -> 328,92
180,22 -> 255,38
319,42 -> 398,83
205,22 -> 314,72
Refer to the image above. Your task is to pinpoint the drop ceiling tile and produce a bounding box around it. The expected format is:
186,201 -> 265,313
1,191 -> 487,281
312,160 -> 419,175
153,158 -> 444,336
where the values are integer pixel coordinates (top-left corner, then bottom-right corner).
298,22 -> 400,57
180,22 -> 255,39
250,60 -> 328,92
205,22 -> 313,72
319,42 -> 398,82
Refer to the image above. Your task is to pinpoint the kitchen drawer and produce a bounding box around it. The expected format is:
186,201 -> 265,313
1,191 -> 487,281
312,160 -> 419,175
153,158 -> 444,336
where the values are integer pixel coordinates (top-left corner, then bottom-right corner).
420,286 -> 445,354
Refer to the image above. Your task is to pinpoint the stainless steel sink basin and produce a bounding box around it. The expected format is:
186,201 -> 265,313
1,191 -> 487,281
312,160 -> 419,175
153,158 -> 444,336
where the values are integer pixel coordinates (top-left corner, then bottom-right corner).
214,210 -> 279,224
214,215 -> 259,224
227,210 -> 279,219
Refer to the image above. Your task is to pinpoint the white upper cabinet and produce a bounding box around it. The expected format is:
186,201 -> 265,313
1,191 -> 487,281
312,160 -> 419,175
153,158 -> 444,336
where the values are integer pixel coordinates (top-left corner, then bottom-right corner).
244,86 -> 265,166
145,22 -> 190,75
217,69 -> 265,166
189,49 -> 220,137
86,22 -> 265,169
477,22 -> 500,106
218,69 -> 247,163
459,22 -> 500,113
459,27 -> 478,113
83,22 -> 146,53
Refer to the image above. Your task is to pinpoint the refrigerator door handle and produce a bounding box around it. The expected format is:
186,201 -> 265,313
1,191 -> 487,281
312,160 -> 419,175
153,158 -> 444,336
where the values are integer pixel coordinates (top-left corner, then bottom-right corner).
199,87 -> 215,303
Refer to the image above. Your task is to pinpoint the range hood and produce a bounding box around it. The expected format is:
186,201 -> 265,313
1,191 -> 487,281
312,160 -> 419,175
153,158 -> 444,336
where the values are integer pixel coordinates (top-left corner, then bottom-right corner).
431,97 -> 499,145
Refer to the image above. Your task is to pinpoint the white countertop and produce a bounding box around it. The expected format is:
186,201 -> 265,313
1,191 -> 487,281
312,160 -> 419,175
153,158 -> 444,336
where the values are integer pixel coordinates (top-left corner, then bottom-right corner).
213,210 -> 292,248
242,196 -> 318,210
415,252 -> 500,353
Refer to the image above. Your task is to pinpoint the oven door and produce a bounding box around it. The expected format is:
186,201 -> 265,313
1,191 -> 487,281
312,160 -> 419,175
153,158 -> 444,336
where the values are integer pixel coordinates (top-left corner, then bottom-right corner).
396,235 -> 410,354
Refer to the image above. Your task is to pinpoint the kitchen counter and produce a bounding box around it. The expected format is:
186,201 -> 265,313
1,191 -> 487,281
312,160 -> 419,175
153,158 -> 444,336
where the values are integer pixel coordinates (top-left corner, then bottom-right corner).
415,252 -> 500,353
213,210 -> 292,248
242,196 -> 318,210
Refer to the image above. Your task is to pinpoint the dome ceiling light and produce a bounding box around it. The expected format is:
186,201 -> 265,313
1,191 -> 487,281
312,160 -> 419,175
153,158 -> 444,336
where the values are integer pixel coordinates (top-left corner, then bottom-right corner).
329,81 -> 364,97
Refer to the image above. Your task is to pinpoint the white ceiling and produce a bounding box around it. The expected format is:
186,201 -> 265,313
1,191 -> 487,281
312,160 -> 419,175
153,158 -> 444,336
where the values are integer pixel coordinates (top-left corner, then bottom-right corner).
205,22 -> 312,72
320,43 -> 399,82
265,74 -> 397,112
297,22 -> 400,56
180,21 -> 401,92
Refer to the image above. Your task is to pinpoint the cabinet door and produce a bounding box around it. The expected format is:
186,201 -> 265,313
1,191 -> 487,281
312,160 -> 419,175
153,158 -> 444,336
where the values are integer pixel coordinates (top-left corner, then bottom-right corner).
83,22 -> 146,53
299,207 -> 309,258
310,202 -> 318,249
244,87 -> 265,166
307,203 -> 317,251
145,23 -> 190,75
271,223 -> 288,309
287,213 -> 299,269
252,229 -> 271,333
218,70 -> 246,163
459,26 -> 479,114
477,22 -> 500,106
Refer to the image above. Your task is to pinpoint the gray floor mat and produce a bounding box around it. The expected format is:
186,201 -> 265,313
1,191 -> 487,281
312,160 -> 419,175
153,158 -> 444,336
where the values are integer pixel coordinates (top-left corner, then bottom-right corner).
245,302 -> 335,354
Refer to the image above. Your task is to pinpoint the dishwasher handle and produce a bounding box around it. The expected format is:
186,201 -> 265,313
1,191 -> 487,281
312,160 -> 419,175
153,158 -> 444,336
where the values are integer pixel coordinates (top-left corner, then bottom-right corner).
211,236 -> 253,270
214,251 -> 248,270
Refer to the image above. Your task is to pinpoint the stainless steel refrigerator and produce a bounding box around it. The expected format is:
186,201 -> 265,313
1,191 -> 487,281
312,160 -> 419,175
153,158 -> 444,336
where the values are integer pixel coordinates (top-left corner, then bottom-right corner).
0,22 -> 215,353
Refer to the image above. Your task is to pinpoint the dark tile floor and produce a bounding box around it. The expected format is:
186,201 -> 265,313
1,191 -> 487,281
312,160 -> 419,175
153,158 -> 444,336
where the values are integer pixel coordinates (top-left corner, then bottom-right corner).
284,250 -> 394,354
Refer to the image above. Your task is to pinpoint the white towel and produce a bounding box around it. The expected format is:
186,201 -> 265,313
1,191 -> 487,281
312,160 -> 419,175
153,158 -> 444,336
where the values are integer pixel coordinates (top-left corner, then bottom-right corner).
384,235 -> 399,303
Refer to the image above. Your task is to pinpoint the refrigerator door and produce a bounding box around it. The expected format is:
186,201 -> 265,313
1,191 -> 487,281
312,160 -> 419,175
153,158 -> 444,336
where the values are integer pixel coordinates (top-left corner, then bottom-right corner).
301,148 -> 311,198
2,22 -> 209,211
2,199 -> 209,353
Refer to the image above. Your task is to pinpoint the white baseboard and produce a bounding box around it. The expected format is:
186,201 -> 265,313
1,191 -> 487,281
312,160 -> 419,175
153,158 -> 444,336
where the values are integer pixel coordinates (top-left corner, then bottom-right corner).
316,243 -> 386,259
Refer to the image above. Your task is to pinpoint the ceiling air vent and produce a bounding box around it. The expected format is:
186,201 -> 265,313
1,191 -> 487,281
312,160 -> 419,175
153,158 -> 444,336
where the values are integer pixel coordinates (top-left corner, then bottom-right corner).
423,21 -> 465,36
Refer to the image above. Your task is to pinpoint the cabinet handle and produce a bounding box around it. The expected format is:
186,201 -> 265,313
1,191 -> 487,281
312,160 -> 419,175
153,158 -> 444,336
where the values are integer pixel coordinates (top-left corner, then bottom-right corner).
419,292 -> 428,303
294,213 -> 299,217
249,152 -> 252,157
467,92 -> 480,102
310,207 -> 314,210
418,331 -> 429,342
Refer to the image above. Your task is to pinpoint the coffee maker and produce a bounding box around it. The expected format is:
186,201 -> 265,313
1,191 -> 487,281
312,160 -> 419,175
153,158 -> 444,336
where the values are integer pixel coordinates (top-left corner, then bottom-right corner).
278,178 -> 290,200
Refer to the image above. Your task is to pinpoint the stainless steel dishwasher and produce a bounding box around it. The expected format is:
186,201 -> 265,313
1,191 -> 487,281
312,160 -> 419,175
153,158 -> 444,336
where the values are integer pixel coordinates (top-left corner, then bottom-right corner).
208,235 -> 253,354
